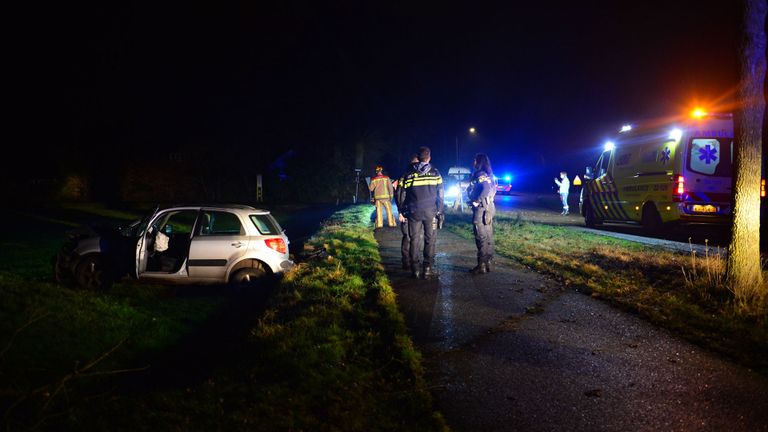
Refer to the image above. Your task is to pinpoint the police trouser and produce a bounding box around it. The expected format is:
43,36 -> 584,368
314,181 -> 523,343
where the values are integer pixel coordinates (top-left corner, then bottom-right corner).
408,215 -> 437,268
472,204 -> 495,264
400,218 -> 410,264
375,199 -> 396,228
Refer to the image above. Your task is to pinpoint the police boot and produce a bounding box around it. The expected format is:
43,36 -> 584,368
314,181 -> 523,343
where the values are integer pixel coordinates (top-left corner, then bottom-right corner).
422,265 -> 437,279
411,264 -> 421,279
470,261 -> 487,275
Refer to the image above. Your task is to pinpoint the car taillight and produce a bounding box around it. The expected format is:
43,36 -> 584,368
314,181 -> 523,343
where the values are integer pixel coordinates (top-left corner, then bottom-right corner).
265,238 -> 287,254
762,179 -> 766,198
673,174 -> 685,202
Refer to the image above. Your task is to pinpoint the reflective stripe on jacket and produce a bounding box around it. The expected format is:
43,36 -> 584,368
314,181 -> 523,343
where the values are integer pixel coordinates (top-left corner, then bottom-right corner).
369,174 -> 394,199
401,163 -> 444,218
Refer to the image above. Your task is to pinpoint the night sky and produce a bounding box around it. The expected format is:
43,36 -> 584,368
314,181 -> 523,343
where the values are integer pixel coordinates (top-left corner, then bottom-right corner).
11,1 -> 747,194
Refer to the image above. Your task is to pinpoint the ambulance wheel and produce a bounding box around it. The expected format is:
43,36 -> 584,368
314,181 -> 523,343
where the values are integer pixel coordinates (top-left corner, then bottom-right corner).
584,203 -> 602,228
641,204 -> 662,234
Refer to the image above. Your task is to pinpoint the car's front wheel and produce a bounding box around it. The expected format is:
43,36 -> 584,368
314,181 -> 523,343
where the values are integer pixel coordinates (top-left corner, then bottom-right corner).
229,265 -> 267,291
75,255 -> 112,291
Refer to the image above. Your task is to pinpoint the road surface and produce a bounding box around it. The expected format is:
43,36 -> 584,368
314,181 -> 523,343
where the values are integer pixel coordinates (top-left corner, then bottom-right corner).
374,226 -> 768,432
493,192 -> 732,251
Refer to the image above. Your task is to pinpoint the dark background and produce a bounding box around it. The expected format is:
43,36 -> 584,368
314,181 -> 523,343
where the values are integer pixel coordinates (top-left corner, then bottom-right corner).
6,1 -> 763,202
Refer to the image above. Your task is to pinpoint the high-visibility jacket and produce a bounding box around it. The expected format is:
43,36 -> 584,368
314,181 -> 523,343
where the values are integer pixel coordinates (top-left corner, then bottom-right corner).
369,174 -> 394,200
400,162 -> 444,219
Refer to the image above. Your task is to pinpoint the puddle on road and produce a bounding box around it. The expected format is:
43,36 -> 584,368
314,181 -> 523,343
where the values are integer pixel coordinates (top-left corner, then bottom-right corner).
433,251 -> 461,351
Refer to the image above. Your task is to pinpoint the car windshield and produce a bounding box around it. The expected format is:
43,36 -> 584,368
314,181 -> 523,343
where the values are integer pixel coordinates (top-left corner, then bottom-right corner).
120,216 -> 150,237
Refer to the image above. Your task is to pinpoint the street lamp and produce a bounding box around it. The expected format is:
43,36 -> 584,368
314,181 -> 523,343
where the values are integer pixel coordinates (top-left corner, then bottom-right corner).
456,127 -> 477,166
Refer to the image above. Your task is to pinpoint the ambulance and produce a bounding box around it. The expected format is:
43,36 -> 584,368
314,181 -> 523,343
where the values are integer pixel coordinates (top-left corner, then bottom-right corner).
579,111 -> 755,230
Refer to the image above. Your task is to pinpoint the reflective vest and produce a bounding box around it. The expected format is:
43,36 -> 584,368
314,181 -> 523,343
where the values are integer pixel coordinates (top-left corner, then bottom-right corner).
369,174 -> 394,199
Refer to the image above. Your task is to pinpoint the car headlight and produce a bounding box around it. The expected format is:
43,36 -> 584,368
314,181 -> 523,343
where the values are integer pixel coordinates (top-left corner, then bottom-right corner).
447,186 -> 460,197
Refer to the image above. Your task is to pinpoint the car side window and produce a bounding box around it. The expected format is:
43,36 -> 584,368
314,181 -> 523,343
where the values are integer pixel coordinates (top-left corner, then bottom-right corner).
199,211 -> 244,236
250,214 -> 280,235
153,210 -> 198,235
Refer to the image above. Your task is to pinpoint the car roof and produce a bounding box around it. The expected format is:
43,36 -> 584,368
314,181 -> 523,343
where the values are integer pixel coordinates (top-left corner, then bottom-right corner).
159,204 -> 270,214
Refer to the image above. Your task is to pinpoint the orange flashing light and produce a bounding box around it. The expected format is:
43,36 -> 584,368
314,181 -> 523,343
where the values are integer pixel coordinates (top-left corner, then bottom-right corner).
761,179 -> 765,198
691,108 -> 707,119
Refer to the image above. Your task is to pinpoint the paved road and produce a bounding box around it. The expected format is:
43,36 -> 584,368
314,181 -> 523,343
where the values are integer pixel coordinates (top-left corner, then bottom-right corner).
375,226 -> 768,432
494,192 -> 732,251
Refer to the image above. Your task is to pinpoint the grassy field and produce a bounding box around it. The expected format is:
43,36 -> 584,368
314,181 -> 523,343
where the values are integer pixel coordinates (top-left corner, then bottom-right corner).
1,204 -> 442,430
447,211 -> 768,373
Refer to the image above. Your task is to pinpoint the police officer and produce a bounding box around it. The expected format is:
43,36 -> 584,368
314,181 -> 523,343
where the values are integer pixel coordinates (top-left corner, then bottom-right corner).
467,153 -> 496,274
401,147 -> 444,279
369,165 -> 396,229
396,154 -> 420,269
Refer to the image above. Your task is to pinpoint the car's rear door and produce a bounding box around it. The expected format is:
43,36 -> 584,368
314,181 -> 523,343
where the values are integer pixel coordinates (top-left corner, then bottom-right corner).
187,210 -> 249,280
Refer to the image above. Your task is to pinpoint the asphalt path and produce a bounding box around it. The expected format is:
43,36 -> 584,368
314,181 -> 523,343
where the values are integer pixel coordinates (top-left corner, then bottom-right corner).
374,225 -> 768,432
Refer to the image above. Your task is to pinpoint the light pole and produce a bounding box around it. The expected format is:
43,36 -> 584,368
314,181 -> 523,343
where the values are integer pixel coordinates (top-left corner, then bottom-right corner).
455,127 -> 477,166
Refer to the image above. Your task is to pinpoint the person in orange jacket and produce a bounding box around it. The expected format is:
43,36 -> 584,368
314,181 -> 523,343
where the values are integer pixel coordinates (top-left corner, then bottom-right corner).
369,165 -> 396,229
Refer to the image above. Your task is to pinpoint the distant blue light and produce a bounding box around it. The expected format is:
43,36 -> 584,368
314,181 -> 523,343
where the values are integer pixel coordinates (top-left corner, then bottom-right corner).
504,175 -> 512,182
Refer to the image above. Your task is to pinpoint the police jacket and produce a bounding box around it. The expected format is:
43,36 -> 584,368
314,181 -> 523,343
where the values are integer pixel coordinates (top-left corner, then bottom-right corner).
395,168 -> 410,213
401,162 -> 444,219
369,173 -> 393,200
468,170 -> 496,207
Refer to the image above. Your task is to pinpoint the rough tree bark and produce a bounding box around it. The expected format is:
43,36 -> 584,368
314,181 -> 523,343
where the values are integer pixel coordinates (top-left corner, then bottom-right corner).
727,0 -> 766,301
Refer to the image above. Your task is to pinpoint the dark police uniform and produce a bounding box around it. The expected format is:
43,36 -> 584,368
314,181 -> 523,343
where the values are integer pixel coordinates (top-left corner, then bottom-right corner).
467,170 -> 496,273
395,168 -> 411,269
400,162 -> 444,278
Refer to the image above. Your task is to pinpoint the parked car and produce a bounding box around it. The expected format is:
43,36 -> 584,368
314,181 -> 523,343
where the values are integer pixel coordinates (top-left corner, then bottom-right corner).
445,166 -> 471,209
495,174 -> 513,195
54,204 -> 293,290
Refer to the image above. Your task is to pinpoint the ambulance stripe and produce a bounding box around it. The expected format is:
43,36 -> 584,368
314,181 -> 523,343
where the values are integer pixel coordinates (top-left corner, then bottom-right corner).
590,182 -> 607,219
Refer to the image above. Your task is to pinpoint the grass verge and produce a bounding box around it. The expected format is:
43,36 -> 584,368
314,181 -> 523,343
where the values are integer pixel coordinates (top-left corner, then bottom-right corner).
2,204 -> 443,430
447,211 -> 768,373
105,204 -> 445,430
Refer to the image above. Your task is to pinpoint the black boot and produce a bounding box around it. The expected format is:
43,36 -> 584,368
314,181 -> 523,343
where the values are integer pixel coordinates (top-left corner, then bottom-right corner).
470,262 -> 487,274
422,265 -> 437,279
411,264 -> 421,279
484,261 -> 491,273
402,259 -> 410,270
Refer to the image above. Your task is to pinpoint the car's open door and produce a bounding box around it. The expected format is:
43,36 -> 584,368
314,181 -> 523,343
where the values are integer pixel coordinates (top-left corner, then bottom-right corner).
134,206 -> 159,278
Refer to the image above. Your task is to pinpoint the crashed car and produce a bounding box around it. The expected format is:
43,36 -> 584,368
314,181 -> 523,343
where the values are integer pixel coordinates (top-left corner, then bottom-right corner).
55,204 -> 293,290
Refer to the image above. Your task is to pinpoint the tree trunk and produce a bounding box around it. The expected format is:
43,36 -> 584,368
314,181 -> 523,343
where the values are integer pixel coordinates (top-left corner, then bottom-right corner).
727,0 -> 767,302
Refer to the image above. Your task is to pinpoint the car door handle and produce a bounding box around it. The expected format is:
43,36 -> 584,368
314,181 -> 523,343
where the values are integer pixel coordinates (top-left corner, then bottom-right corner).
231,241 -> 244,248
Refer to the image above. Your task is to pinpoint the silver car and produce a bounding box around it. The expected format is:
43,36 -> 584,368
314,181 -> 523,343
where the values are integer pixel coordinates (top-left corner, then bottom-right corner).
55,204 -> 293,290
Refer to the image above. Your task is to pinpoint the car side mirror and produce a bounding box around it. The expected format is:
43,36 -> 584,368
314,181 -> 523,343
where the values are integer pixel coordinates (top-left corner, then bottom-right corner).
584,166 -> 593,180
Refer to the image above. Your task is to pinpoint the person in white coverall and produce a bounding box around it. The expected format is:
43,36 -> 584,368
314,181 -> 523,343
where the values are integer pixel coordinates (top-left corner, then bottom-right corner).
554,171 -> 570,215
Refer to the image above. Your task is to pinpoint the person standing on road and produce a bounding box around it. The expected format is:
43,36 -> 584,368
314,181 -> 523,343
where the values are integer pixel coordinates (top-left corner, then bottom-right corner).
396,154 -> 420,269
467,153 -> 497,274
401,147 -> 444,279
554,171 -> 570,215
369,165 -> 396,229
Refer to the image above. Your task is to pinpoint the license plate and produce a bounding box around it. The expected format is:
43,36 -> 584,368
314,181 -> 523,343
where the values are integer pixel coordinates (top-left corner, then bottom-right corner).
692,204 -> 717,213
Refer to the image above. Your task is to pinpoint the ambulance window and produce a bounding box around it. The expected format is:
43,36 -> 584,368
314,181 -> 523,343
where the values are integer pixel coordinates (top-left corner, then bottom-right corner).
688,138 -> 732,177
641,149 -> 658,163
597,150 -> 611,176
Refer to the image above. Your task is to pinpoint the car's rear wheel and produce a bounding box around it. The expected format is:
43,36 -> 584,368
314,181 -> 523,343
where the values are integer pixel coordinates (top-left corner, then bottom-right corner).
75,255 -> 112,291
229,265 -> 267,291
